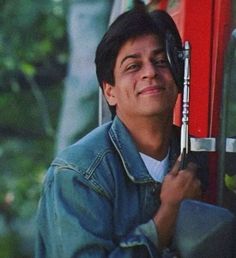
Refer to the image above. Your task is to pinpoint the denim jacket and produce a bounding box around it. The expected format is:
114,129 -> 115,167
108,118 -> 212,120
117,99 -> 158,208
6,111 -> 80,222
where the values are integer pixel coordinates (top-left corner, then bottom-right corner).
35,116 -> 208,258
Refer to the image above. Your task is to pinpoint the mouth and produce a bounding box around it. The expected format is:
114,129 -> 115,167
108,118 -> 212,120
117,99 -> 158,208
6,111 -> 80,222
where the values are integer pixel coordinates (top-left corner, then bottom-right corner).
138,86 -> 165,95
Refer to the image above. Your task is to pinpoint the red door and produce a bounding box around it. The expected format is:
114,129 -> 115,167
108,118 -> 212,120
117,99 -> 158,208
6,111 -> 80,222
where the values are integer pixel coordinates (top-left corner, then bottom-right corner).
156,0 -> 232,203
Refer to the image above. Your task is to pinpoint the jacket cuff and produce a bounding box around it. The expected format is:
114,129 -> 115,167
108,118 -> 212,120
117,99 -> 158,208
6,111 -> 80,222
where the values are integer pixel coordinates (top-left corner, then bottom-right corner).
119,219 -> 159,256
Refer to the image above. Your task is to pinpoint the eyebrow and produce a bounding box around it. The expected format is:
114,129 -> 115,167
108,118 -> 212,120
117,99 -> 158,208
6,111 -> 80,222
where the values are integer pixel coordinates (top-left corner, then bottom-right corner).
120,54 -> 140,67
120,48 -> 165,67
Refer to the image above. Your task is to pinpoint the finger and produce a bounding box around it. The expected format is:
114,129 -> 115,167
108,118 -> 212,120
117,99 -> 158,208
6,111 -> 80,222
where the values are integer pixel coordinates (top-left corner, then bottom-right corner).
186,162 -> 197,170
193,179 -> 202,200
185,162 -> 198,177
178,165 -> 198,181
169,155 -> 181,176
179,149 -> 187,170
178,160 -> 198,173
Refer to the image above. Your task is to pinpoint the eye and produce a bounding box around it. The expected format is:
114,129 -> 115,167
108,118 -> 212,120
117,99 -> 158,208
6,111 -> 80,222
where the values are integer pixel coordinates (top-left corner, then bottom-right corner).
125,63 -> 141,72
152,57 -> 169,68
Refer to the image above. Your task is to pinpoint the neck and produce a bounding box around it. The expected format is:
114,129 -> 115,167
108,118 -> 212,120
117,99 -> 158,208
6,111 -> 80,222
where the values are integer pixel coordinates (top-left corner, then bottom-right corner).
118,114 -> 173,160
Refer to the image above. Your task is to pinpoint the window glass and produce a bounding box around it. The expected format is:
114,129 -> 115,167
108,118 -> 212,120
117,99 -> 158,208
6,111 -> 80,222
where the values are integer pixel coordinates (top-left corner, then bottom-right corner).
222,0 -> 236,214
225,31 -> 236,137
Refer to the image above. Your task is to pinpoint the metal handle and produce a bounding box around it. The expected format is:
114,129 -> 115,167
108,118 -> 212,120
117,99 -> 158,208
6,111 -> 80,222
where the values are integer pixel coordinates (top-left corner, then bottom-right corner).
180,41 -> 191,155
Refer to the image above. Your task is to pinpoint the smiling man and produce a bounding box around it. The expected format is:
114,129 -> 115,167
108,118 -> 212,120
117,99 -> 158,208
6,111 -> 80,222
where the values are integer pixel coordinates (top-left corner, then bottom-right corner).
35,6 -> 208,258
103,34 -> 178,161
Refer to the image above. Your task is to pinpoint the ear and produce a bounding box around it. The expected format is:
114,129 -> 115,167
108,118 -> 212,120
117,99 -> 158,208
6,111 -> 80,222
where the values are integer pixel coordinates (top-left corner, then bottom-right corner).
102,81 -> 117,106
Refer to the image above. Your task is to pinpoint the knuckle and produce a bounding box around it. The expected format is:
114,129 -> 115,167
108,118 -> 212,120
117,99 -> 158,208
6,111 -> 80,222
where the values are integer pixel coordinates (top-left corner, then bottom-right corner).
186,162 -> 198,172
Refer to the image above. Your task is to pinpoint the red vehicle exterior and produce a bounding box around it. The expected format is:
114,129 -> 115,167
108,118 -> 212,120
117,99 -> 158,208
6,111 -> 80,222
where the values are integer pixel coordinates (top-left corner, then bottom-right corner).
155,0 -> 233,203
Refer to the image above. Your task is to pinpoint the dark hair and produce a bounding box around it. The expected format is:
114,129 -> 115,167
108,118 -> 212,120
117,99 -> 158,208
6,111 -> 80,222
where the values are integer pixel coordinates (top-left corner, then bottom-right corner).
95,8 -> 162,87
95,8 -> 183,117
95,8 -> 163,116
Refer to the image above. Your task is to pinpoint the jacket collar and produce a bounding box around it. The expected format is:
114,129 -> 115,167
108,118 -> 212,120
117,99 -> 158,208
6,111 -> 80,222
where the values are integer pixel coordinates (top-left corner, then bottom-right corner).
109,116 -> 180,183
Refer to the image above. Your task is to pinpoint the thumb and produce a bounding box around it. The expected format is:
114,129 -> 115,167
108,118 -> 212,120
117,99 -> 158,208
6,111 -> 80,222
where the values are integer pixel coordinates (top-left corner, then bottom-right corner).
169,155 -> 181,176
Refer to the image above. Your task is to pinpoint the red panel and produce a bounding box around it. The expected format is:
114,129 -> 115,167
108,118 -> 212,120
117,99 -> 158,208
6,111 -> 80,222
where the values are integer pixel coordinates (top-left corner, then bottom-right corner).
157,0 -> 168,10
157,0 -> 232,202
167,1 -> 214,137
166,0 -> 215,203
165,0 -> 231,137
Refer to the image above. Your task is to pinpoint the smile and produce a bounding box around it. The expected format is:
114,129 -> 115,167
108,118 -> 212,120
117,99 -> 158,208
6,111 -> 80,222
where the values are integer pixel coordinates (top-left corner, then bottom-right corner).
138,86 -> 165,95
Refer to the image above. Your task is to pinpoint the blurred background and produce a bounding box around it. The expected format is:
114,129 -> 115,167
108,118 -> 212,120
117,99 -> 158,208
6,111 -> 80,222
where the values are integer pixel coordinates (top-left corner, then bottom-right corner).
0,0 -> 68,257
0,0 -> 124,256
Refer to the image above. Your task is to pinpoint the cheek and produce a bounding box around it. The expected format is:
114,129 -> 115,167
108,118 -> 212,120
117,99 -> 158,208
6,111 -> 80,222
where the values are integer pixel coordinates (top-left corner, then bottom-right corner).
165,73 -> 178,94
167,81 -> 178,103
117,75 -> 138,96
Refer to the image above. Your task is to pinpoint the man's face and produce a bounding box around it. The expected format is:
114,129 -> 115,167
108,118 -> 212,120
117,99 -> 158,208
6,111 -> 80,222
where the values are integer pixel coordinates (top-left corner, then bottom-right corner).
103,34 -> 178,121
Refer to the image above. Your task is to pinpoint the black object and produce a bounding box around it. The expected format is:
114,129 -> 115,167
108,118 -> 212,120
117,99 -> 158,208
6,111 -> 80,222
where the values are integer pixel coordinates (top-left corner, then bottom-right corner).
150,10 -> 184,91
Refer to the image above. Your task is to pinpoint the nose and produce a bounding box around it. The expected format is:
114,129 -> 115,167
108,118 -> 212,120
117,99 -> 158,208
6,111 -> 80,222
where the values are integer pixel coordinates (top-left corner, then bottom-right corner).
141,62 -> 157,80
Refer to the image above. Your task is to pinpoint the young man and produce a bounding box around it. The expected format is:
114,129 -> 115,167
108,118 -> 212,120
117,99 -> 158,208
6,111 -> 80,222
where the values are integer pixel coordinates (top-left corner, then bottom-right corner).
35,7 -> 207,258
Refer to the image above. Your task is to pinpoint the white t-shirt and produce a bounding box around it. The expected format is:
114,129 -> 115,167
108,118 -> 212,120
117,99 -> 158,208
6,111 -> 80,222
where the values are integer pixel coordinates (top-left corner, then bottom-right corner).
140,151 -> 169,183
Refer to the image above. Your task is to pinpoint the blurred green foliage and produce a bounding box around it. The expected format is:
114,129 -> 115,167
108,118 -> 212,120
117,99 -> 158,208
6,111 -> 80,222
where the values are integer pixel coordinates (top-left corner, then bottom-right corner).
0,0 -> 68,257
0,0 -> 68,89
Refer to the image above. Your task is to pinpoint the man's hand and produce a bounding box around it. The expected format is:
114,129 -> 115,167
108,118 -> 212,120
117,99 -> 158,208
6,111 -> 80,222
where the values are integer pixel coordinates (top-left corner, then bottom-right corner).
160,158 -> 202,206
153,157 -> 202,250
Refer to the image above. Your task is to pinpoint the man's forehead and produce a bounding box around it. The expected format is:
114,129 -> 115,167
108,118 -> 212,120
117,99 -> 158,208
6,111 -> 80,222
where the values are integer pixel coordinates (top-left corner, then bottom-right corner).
117,34 -> 164,62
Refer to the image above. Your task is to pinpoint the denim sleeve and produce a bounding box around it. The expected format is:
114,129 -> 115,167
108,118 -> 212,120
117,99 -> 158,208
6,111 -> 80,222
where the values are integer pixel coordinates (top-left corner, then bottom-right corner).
35,166 -> 161,258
